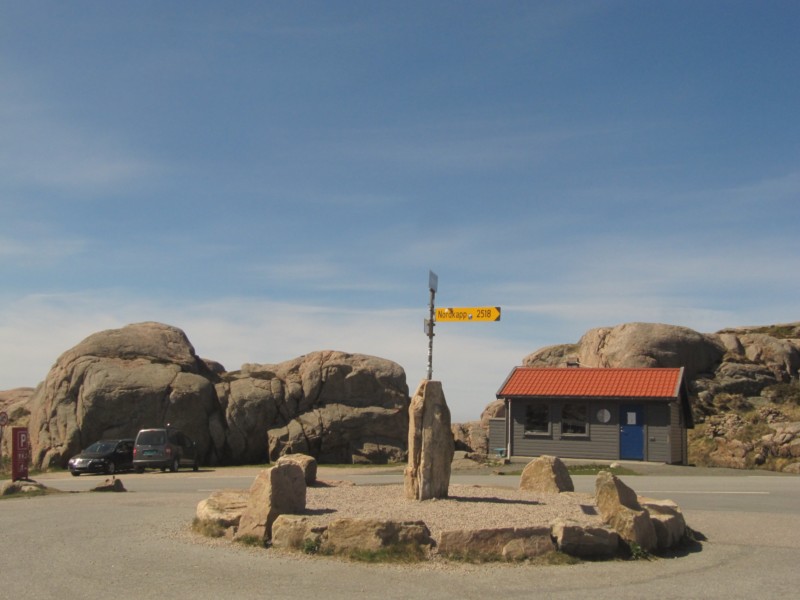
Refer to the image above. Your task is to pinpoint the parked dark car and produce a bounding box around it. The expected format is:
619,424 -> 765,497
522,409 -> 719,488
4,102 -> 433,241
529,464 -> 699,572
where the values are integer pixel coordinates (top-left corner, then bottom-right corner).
67,439 -> 135,476
133,427 -> 198,473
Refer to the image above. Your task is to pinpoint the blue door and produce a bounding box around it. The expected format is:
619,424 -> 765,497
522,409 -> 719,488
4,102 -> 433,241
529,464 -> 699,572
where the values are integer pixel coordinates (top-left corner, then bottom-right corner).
619,404 -> 644,460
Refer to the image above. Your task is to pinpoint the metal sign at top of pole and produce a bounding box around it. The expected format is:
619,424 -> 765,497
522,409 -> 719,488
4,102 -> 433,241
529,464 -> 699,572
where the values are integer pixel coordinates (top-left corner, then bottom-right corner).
425,270 -> 438,380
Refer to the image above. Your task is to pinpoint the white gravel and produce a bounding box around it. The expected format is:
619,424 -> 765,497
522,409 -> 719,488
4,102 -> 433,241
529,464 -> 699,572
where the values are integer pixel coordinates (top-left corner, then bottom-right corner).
305,481 -> 602,537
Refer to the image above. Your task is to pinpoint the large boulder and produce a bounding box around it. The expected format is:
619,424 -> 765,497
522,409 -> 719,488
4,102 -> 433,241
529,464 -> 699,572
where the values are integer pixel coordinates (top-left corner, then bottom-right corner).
552,519 -> 619,558
594,471 -> 657,552
0,387 -> 34,458
525,322 -> 726,380
519,455 -> 574,493
195,489 -> 249,528
27,322 -> 224,469
404,380 -> 454,500
639,497 -> 687,550
234,463 -> 306,542
220,351 -> 409,464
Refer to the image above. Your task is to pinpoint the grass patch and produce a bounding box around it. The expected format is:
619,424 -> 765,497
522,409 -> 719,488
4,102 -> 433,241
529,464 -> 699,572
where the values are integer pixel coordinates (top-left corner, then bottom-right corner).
320,463 -> 405,470
234,534 -> 266,548
497,464 -> 637,477
346,543 -> 428,563
529,551 -> 582,566
567,464 -> 638,476
191,517 -> 227,538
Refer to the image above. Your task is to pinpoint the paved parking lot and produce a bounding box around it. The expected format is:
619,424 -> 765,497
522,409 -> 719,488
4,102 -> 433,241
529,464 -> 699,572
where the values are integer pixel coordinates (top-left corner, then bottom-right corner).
1,464 -> 798,599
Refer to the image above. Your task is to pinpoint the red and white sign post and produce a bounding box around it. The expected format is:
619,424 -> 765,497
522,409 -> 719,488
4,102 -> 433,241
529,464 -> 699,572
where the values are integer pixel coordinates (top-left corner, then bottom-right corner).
12,426 -> 30,481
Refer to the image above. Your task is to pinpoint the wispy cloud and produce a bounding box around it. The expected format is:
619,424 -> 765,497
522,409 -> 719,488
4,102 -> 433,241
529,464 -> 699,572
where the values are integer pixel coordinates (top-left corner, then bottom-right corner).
0,292 -> 527,421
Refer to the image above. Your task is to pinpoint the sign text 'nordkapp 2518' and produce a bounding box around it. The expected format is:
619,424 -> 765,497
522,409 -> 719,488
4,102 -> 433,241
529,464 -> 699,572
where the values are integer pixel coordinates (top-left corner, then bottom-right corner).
435,306 -> 501,322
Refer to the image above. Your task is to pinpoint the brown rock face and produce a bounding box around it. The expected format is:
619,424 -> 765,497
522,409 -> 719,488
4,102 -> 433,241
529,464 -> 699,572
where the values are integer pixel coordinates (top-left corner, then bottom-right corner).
234,463 -> 306,542
552,519 -> 619,558
438,527 -> 555,560
319,519 -> 433,555
276,453 -> 318,486
525,322 -> 726,380
223,350 -> 410,464
195,490 -> 249,528
404,380 -> 454,500
24,324 -> 410,469
595,471 -> 657,551
27,322 -> 222,469
519,455 -> 574,493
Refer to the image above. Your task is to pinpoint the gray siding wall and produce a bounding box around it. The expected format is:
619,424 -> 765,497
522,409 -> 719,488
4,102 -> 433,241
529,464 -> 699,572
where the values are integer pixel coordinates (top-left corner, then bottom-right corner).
509,399 -> 619,461
488,418 -> 506,455
645,403 -> 670,463
669,402 -> 686,464
508,397 -> 685,463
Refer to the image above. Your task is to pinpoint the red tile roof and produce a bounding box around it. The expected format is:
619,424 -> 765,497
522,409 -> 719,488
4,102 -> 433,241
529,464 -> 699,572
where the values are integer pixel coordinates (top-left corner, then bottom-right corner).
497,367 -> 683,399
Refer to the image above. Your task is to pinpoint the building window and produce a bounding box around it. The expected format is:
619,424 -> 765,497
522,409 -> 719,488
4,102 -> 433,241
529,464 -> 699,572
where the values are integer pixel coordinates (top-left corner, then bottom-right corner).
561,403 -> 588,436
524,402 -> 550,435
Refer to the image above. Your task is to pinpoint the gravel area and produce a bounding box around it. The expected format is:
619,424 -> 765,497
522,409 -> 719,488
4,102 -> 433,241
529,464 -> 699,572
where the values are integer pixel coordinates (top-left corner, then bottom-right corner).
304,480 -> 603,537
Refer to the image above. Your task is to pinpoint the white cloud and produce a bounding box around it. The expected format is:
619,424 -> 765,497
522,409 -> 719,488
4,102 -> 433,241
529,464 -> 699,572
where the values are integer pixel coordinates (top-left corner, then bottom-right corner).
0,292 -> 528,422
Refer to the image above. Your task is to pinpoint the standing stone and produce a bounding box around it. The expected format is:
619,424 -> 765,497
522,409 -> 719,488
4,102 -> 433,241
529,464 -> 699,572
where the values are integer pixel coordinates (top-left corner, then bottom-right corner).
594,471 -> 657,551
234,463 -> 306,542
404,380 -> 454,500
519,455 -> 574,493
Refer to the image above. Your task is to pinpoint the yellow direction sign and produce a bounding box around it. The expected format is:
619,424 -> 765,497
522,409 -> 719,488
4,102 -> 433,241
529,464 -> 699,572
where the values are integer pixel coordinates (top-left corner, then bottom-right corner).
435,306 -> 501,322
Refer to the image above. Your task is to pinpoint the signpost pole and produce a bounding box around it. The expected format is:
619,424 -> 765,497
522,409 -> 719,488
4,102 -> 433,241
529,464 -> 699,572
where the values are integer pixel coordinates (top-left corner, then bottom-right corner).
426,270 -> 438,380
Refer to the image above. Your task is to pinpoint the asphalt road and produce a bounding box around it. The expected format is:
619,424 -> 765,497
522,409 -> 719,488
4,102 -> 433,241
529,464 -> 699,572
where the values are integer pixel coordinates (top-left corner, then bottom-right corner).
2,465 -> 798,599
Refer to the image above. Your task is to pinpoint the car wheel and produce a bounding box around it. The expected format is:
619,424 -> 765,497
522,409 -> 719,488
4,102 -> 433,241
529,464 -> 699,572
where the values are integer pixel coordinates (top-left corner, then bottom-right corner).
170,457 -> 179,472
71,471 -> 80,477
193,461 -> 199,472
135,467 -> 144,474
106,462 -> 115,475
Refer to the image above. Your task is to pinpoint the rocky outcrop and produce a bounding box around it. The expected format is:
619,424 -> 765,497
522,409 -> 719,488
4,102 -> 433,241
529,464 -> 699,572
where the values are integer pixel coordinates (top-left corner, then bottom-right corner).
404,380 -> 454,500
222,351 -> 409,464
458,321 -> 800,472
519,455 -> 574,493
0,387 -> 33,458
234,463 -> 306,542
451,421 -> 489,454
22,323 -> 410,469
27,322 -> 224,469
525,322 -> 727,379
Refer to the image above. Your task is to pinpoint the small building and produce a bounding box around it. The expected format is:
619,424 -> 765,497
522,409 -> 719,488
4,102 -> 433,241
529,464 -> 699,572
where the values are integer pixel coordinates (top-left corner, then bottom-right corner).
492,367 -> 694,464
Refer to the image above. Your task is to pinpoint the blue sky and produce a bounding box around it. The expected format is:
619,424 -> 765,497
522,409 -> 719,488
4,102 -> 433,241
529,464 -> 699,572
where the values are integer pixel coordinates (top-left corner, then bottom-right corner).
1,1 -> 798,422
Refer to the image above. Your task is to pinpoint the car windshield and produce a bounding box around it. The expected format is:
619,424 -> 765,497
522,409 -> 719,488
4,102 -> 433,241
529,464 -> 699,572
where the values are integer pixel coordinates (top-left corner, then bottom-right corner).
137,431 -> 166,445
85,441 -> 116,454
